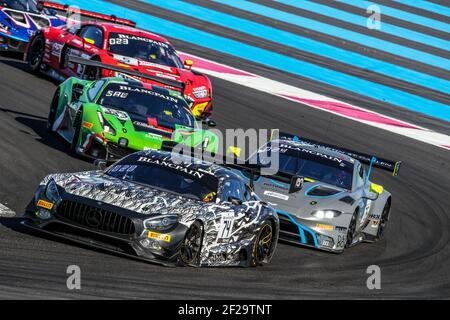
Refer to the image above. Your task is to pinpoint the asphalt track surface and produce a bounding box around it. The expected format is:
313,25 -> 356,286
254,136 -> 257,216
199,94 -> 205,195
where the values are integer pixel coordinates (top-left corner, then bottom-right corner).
0,5 -> 450,299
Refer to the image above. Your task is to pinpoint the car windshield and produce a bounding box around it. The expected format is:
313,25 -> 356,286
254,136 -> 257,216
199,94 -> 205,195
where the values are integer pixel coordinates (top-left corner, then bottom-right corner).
98,83 -> 195,128
2,0 -> 39,12
106,154 -> 219,202
251,143 -> 354,190
107,32 -> 184,69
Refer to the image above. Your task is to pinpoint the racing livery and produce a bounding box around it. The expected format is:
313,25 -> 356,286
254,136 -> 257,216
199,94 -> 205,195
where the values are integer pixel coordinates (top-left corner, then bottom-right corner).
22,149 -> 279,267
25,17 -> 214,119
47,67 -> 219,161
234,132 -> 401,253
0,0 -> 64,52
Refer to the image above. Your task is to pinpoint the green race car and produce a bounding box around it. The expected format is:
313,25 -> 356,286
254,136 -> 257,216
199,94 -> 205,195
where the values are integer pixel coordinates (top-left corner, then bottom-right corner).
47,76 -> 219,161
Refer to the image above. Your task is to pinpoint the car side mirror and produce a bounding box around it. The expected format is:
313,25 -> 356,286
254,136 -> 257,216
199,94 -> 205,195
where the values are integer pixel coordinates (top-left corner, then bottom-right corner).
94,159 -> 107,170
228,196 -> 242,206
184,59 -> 193,70
289,175 -> 304,194
72,84 -> 84,100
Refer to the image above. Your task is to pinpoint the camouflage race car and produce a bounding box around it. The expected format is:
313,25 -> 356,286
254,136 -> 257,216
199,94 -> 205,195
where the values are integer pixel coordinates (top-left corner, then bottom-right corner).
47,58 -> 218,161
233,132 -> 401,253
22,148 -> 279,267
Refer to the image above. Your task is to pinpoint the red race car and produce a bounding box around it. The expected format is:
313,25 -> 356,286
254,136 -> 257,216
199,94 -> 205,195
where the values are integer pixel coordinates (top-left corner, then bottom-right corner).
24,2 -> 213,120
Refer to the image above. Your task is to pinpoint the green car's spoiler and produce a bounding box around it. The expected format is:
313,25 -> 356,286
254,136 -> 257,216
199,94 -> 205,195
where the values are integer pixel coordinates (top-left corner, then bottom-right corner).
68,56 -> 185,92
271,130 -> 401,177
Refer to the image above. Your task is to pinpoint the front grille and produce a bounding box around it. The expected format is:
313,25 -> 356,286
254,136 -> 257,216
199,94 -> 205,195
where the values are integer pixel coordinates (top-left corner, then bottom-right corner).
56,200 -> 135,235
107,143 -> 135,160
278,214 -> 300,235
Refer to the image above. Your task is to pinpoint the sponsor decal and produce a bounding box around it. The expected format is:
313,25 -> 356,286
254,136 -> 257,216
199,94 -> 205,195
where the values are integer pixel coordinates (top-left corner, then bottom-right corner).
82,121 -> 93,129
115,85 -> 179,103
316,223 -> 334,231
371,220 -> 380,227
148,231 -> 171,242
112,33 -> 170,48
37,200 -> 54,210
263,190 -> 289,201
137,156 -> 205,179
335,226 -> 347,233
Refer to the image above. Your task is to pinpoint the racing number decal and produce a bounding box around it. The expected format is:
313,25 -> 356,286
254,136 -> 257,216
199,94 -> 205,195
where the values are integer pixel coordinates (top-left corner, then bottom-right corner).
217,212 -> 235,242
109,38 -> 129,45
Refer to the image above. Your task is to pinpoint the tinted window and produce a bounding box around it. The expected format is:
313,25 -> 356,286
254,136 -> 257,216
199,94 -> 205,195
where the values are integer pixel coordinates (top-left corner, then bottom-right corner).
251,143 -> 354,190
98,83 -> 195,128
107,33 -> 183,68
106,154 -> 218,202
80,26 -> 103,48
221,179 -> 245,201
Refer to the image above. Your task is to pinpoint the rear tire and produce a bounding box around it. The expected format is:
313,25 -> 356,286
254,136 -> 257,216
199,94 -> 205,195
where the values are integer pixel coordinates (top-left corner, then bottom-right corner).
179,221 -> 203,266
47,89 -> 60,134
376,199 -> 391,240
70,109 -> 82,155
27,34 -> 45,73
250,221 -> 274,266
345,209 -> 358,248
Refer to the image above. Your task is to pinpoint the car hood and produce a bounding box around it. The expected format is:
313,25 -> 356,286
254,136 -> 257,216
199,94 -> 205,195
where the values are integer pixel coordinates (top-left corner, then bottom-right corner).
251,177 -> 352,217
43,170 -> 225,218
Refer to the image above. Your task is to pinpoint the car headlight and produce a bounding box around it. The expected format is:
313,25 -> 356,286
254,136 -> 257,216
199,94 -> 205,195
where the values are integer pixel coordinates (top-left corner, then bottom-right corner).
97,111 -> 116,135
143,215 -> 178,230
45,179 -> 60,203
311,210 -> 342,219
192,89 -> 208,99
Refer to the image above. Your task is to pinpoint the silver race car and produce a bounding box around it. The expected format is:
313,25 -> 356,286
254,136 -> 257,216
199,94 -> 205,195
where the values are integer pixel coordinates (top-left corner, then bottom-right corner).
23,148 -> 279,267
233,132 -> 401,253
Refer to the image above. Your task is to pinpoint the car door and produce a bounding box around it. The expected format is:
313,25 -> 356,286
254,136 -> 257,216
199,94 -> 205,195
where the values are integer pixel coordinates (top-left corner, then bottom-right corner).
61,25 -> 104,78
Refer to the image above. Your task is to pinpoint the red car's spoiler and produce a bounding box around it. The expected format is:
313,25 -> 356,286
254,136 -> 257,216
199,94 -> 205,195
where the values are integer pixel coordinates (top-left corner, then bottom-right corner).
38,1 -> 136,27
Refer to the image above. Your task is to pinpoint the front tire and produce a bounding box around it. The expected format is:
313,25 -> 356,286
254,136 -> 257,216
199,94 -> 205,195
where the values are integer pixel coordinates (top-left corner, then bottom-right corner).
27,34 -> 45,73
345,209 -> 358,248
250,221 -> 274,266
47,89 -> 60,134
376,199 -> 391,240
70,109 -> 82,155
179,221 -> 204,266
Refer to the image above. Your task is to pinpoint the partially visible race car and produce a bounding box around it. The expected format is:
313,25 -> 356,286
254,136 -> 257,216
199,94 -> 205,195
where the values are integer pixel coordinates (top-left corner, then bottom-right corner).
232,132 -> 401,253
0,0 -> 64,52
25,13 -> 214,119
22,148 -> 279,267
47,58 -> 219,161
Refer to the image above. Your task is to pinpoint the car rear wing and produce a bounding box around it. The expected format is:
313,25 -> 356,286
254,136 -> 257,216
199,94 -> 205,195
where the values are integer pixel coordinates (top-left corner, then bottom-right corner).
160,141 -> 304,194
38,1 -> 136,27
272,131 -> 401,176
68,56 -> 185,91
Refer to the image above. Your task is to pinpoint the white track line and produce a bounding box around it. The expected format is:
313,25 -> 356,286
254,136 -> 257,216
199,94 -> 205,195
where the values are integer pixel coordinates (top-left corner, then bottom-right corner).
179,52 -> 450,151
0,203 -> 16,217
